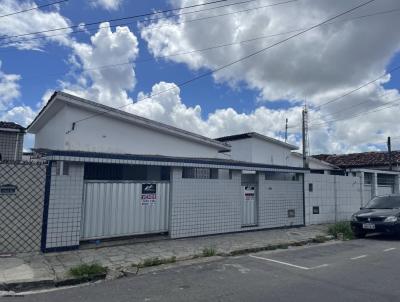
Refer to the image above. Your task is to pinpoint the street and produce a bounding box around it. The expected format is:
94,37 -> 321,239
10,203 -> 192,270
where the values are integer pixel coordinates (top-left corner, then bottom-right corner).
6,235 -> 400,302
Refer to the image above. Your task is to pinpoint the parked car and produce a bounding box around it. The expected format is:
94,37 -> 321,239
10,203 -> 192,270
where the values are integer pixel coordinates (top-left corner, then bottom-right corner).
351,195 -> 400,238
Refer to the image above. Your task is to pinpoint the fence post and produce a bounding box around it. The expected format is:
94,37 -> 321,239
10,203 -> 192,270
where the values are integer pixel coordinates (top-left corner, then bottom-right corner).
371,173 -> 378,197
358,172 -> 364,207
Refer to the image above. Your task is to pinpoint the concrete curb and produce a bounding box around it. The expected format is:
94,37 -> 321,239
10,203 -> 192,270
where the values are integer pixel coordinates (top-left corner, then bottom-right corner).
1,234 -> 334,294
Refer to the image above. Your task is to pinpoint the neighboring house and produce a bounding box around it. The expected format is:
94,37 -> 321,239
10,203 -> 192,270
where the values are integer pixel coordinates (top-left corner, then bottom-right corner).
314,151 -> 400,171
26,92 -> 306,252
0,121 -> 25,161
216,132 -> 298,166
290,152 -> 342,174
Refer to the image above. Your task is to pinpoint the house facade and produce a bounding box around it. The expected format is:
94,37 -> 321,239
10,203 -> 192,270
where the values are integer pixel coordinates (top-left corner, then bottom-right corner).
25,92 -> 306,252
0,121 -> 25,161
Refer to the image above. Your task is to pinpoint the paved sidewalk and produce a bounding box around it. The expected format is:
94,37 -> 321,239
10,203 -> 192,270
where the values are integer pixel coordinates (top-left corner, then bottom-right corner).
0,225 -> 329,292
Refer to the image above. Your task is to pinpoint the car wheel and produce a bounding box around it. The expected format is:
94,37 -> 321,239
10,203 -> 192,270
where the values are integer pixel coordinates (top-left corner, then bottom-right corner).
354,231 -> 366,238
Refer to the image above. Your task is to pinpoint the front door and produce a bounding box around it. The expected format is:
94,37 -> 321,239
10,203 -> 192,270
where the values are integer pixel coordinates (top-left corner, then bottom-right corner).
241,184 -> 257,226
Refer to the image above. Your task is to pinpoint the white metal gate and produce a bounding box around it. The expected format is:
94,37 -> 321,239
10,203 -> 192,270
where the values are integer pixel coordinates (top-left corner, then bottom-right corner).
81,181 -> 170,240
241,185 -> 257,226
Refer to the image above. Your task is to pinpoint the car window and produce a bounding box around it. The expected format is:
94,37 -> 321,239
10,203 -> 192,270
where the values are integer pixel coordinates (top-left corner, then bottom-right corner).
366,196 -> 400,209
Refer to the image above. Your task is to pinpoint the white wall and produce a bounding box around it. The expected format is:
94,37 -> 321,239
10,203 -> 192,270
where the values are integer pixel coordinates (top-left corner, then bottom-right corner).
305,174 -> 362,225
225,137 -> 295,166
34,105 -> 223,158
34,107 -> 67,150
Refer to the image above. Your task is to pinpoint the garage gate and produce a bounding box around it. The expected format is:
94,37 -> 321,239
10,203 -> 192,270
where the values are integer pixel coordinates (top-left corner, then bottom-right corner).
81,181 -> 170,240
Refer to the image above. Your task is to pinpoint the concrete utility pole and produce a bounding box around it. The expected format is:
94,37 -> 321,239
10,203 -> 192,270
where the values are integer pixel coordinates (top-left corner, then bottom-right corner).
387,136 -> 392,171
302,105 -> 309,169
285,118 -> 288,143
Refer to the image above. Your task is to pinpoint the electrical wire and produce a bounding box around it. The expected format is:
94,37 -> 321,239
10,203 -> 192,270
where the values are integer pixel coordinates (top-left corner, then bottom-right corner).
0,0 -> 69,19
69,0 -> 377,127
1,0 -> 296,47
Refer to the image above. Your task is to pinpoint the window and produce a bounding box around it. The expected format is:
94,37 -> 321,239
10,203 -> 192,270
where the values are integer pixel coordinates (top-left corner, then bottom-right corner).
84,163 -> 170,181
182,168 -> 219,179
55,161 -> 70,176
265,172 -> 300,181
63,162 -> 69,176
309,183 -> 313,192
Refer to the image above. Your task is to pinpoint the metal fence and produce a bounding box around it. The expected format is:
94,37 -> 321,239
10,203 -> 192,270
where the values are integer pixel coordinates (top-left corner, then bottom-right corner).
0,161 -> 47,254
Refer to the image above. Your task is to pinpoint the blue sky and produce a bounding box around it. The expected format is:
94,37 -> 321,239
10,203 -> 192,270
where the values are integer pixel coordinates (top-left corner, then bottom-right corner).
1,0 -> 400,153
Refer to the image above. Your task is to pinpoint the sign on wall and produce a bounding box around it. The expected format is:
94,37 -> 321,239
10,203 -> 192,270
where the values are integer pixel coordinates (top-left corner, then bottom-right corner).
141,183 -> 157,205
0,184 -> 17,195
244,186 -> 255,202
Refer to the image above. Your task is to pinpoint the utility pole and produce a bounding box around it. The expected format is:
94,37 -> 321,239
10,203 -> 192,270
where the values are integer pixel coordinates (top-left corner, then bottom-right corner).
284,118 -> 288,143
302,105 -> 309,169
387,136 -> 392,171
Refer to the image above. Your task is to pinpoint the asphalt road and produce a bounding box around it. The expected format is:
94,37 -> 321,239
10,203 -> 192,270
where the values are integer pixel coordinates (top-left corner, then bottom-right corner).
6,235 -> 400,302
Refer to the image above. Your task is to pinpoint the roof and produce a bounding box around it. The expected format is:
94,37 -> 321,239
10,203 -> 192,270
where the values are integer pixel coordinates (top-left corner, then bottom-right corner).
216,132 -> 298,150
313,151 -> 400,169
0,121 -> 26,132
27,91 -> 230,152
291,152 -> 339,169
36,149 -> 308,172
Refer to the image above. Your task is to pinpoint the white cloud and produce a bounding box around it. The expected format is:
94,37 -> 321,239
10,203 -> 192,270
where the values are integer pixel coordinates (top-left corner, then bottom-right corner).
139,0 -> 400,153
0,61 -> 21,111
0,0 -> 72,50
91,0 -> 123,11
0,105 -> 36,127
63,22 -> 139,108
126,81 -> 302,143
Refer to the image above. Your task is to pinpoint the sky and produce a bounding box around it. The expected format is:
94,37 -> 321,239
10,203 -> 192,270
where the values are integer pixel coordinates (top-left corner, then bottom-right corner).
1,0 -> 400,154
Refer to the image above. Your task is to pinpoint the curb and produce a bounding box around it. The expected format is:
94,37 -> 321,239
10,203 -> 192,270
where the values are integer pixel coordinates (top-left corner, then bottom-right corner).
2,234 -> 333,293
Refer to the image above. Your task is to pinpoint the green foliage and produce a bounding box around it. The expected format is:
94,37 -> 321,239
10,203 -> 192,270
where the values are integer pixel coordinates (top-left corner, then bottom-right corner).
138,256 -> 176,268
202,247 -> 217,257
327,221 -> 354,240
312,235 -> 328,243
68,263 -> 107,279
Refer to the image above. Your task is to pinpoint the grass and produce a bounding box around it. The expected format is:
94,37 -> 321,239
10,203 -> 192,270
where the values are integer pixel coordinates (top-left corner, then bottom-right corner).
68,263 -> 107,279
202,247 -> 217,257
137,256 -> 177,268
327,221 -> 354,240
312,235 -> 329,243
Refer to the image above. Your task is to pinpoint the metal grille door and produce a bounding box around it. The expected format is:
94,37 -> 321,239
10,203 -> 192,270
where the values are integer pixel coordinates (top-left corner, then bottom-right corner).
81,182 -> 170,240
241,185 -> 257,226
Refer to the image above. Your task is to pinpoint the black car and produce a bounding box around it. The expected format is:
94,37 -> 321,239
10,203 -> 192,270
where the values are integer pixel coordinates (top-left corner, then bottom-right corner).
351,195 -> 400,238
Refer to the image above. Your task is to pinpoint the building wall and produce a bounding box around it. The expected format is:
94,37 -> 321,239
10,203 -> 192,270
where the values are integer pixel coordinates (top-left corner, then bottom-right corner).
305,174 -> 362,224
0,162 -> 46,253
34,108 -> 67,150
34,105 -> 223,158
251,137 -> 294,166
45,161 -> 85,250
0,131 -> 24,161
257,175 -> 304,228
169,167 -> 242,238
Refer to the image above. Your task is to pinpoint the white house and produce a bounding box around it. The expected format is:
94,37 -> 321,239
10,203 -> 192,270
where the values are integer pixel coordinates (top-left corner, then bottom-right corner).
26,92 -> 306,252
29,92 -> 230,158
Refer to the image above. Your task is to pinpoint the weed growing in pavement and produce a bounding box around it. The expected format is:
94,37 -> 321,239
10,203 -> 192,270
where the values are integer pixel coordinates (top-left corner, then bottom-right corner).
68,263 -> 107,279
136,256 -> 177,268
202,247 -> 217,257
327,221 -> 354,240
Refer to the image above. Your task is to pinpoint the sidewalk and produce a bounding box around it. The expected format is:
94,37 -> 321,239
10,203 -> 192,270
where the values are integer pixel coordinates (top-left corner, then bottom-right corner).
0,225 -> 329,292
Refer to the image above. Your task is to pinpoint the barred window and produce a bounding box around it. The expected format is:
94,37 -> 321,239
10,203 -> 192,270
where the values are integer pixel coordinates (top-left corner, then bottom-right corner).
182,168 -> 219,179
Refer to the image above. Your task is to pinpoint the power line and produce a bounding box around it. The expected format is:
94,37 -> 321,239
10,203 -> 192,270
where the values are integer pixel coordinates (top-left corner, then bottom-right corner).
2,0 -> 296,47
308,96 -> 400,129
312,64 -> 400,111
0,0 -> 267,41
0,0 -> 69,19
70,0 -> 377,127
15,3 -> 398,82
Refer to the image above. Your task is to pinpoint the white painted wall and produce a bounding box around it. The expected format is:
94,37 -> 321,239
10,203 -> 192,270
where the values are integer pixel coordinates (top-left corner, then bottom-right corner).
34,107 -> 67,150
34,104 -> 223,158
225,137 -> 295,166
